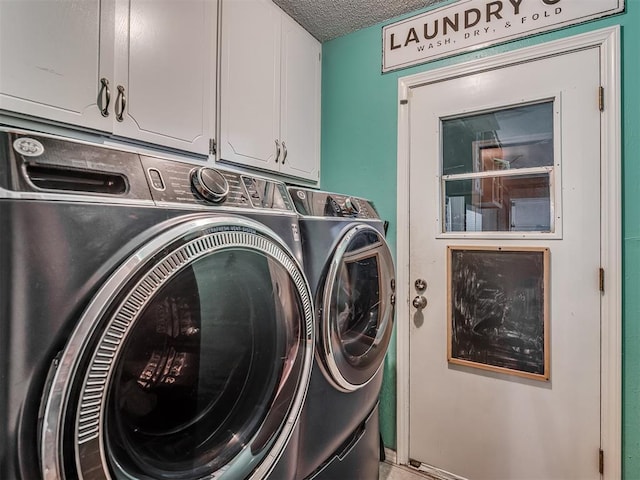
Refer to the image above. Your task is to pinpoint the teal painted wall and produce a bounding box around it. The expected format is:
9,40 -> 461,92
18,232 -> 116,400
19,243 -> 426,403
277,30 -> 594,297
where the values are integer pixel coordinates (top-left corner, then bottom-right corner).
320,2 -> 640,476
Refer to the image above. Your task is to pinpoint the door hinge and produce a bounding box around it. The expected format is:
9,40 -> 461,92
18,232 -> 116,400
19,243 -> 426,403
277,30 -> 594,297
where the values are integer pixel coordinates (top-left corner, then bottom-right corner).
400,99 -> 408,105
599,267 -> 605,293
209,138 -> 217,155
599,448 -> 604,474
598,86 -> 605,112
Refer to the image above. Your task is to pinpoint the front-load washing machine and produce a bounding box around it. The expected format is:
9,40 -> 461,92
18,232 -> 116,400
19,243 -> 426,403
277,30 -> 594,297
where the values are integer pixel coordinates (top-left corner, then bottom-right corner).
287,187 -> 396,480
0,128 -> 314,480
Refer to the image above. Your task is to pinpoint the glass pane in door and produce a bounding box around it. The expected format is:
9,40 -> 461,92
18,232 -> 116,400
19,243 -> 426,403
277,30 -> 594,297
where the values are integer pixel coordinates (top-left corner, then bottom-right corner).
441,102 -> 555,233
324,227 -> 395,389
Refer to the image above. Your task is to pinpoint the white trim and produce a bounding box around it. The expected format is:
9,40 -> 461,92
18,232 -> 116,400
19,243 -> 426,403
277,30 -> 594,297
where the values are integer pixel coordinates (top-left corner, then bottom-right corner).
395,78 -> 411,466
396,26 -> 621,478
597,26 -> 622,480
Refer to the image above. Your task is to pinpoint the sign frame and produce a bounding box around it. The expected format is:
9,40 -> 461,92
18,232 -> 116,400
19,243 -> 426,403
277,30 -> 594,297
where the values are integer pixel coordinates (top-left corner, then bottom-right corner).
382,0 -> 624,72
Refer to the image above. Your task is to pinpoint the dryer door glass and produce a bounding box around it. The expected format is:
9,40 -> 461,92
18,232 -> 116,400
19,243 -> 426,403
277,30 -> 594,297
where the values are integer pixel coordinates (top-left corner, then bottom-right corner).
321,225 -> 396,391
42,220 -> 313,480
104,248 -> 303,479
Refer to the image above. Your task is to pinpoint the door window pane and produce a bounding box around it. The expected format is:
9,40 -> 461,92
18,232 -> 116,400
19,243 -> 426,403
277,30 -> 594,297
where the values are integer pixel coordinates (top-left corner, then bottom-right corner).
445,172 -> 552,232
441,102 -> 555,234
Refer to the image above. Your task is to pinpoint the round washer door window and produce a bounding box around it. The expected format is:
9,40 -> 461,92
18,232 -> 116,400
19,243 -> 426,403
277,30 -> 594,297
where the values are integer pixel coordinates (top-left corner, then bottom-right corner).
319,224 -> 395,392
40,217 -> 314,480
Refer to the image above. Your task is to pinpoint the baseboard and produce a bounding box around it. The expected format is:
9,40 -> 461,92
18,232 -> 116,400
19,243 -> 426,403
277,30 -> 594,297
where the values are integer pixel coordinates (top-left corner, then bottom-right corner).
381,449 -> 468,480
383,447 -> 397,464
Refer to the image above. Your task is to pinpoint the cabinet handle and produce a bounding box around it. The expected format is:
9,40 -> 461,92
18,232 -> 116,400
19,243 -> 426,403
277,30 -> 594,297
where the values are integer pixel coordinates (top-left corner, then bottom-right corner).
100,78 -> 111,117
281,141 -> 287,165
115,85 -> 126,122
275,139 -> 281,163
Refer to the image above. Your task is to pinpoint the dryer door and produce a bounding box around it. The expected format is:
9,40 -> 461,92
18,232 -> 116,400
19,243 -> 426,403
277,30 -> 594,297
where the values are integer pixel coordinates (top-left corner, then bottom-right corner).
40,216 -> 314,480
319,224 -> 395,392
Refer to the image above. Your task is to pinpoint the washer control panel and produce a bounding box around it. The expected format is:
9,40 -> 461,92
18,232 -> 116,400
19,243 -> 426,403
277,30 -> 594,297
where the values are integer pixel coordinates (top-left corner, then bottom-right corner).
141,155 -> 294,211
288,187 -> 378,219
1,129 -> 295,212
191,167 -> 229,203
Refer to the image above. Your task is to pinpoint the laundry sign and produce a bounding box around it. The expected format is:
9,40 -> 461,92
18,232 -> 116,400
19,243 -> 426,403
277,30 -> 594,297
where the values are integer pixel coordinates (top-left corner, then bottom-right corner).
382,0 -> 624,72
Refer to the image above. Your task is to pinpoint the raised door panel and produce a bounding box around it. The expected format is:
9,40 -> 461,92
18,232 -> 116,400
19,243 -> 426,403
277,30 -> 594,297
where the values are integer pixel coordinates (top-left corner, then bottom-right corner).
219,0 -> 281,170
112,0 -> 216,155
279,15 -> 321,182
0,0 -> 114,131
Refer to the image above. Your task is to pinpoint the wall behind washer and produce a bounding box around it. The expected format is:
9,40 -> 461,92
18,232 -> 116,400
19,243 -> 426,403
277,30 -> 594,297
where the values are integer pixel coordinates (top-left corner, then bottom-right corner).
320,2 -> 640,475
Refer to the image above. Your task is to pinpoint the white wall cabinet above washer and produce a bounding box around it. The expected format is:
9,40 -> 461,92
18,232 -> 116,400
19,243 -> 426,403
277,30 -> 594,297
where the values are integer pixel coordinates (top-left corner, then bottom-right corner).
0,0 -> 217,156
219,0 -> 321,183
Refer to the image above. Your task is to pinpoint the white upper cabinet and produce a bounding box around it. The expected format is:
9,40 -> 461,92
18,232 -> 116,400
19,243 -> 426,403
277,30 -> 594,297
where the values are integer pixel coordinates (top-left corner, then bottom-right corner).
219,0 -> 281,169
0,0 -> 113,132
0,0 -> 217,156
112,0 -> 216,154
219,0 -> 321,183
279,14 -> 321,181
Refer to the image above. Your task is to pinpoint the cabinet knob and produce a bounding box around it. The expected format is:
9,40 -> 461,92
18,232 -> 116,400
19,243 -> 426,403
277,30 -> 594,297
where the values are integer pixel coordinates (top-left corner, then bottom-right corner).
100,78 -> 111,117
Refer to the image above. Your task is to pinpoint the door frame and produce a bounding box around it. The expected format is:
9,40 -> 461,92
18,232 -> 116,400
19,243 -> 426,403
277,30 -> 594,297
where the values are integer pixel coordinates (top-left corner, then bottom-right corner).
395,26 -> 621,478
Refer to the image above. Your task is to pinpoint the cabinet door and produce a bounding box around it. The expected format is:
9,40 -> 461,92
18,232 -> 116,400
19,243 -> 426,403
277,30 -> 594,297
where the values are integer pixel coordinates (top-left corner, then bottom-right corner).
0,0 -> 114,131
279,15 -> 321,182
219,0 -> 281,170
112,0 -> 216,155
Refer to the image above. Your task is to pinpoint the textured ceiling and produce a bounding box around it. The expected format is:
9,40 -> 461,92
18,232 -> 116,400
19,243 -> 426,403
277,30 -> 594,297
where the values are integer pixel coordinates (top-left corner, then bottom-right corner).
272,0 -> 448,42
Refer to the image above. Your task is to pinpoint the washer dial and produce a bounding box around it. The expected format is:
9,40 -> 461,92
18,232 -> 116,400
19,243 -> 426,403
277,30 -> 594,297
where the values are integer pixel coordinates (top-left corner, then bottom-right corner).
191,167 -> 229,203
343,197 -> 360,215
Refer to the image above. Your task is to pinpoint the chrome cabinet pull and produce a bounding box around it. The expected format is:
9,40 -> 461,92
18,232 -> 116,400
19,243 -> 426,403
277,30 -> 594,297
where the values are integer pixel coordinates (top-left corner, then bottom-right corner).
100,78 -> 111,117
115,85 -> 126,122
275,139 -> 281,163
281,141 -> 287,165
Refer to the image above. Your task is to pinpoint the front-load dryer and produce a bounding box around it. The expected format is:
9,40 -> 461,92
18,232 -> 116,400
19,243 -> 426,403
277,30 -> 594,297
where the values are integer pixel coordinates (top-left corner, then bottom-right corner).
0,128 -> 314,480
287,187 -> 396,480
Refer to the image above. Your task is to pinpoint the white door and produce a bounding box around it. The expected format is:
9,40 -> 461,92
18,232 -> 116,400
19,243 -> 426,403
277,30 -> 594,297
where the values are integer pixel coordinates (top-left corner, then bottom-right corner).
113,0 -> 216,155
219,0 -> 281,169
279,14 -> 321,182
408,47 -> 602,479
0,0 -> 113,131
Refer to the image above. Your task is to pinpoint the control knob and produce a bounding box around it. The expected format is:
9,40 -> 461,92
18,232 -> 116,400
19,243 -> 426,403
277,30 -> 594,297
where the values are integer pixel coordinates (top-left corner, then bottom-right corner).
191,167 -> 229,203
343,197 -> 360,215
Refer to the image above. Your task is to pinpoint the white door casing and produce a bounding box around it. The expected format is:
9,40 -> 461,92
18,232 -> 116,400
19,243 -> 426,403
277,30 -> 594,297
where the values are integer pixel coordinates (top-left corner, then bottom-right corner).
396,27 -> 620,479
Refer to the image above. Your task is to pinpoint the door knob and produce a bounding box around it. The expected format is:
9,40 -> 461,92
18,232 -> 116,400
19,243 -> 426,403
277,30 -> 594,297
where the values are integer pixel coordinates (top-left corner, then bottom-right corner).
412,295 -> 427,309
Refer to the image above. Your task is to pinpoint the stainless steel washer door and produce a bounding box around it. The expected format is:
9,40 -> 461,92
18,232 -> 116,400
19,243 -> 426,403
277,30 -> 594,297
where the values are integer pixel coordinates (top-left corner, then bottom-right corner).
40,216 -> 314,480
319,224 -> 395,392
